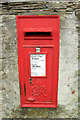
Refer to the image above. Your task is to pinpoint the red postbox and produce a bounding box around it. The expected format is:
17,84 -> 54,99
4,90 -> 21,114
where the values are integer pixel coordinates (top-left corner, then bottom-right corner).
16,15 -> 60,108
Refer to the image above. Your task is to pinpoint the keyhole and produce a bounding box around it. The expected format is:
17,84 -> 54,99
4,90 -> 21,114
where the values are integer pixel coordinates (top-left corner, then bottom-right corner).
29,78 -> 32,84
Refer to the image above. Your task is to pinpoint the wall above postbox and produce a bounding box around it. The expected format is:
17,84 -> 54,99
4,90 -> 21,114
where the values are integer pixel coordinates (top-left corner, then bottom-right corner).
16,15 -> 60,108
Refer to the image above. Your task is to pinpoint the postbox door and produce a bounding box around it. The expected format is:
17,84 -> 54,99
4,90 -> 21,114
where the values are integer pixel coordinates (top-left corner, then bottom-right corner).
17,15 -> 60,108
23,46 -> 54,103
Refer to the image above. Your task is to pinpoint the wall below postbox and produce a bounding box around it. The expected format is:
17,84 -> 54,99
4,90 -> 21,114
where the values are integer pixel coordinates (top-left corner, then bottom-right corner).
0,1 -> 79,118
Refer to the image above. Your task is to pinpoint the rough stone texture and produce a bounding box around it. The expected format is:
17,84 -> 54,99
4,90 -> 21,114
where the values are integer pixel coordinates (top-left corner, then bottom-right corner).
77,3 -> 80,118
0,14 -> 2,120
0,1 -> 79,119
0,0 -> 79,3
1,2 -> 79,15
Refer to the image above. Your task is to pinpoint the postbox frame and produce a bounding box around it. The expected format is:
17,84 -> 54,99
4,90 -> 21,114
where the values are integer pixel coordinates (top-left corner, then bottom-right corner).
16,15 -> 60,108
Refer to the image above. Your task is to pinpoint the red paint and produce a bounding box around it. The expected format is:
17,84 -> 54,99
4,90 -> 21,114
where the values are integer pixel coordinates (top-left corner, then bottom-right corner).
72,91 -> 75,94
16,15 -> 60,108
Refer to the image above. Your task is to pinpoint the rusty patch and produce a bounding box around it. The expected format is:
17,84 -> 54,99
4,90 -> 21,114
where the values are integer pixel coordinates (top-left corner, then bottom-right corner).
72,90 -> 75,94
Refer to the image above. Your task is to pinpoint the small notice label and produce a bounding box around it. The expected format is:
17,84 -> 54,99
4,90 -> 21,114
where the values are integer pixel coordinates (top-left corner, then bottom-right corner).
30,54 -> 46,76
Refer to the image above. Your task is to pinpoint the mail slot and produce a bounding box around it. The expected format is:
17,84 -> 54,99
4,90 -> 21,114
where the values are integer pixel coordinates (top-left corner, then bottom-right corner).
16,15 -> 60,108
24,32 -> 52,38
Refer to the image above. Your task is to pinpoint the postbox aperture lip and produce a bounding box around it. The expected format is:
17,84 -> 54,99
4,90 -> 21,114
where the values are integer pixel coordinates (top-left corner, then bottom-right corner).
23,28 -> 53,40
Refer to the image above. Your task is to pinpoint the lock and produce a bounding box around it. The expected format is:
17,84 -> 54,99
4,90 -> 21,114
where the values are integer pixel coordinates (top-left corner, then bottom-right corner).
29,78 -> 34,85
29,78 -> 32,84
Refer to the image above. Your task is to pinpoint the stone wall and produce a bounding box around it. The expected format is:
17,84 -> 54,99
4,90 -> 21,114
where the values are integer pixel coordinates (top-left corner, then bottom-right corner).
0,1 -> 80,119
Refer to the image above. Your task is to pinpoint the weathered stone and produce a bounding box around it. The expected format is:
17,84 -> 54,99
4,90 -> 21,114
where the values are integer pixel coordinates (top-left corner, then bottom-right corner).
75,9 -> 80,16
0,1 -> 79,119
66,7 -> 73,12
1,2 -> 79,15
71,4 -> 78,9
